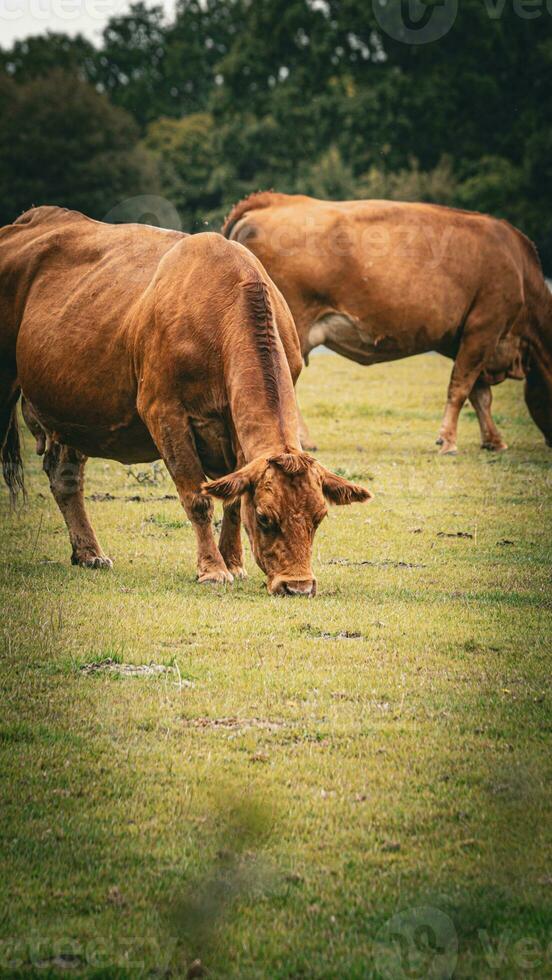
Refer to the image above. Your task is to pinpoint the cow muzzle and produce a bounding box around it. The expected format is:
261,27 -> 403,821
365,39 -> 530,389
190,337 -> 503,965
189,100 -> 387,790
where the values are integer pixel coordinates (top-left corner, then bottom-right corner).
269,577 -> 317,597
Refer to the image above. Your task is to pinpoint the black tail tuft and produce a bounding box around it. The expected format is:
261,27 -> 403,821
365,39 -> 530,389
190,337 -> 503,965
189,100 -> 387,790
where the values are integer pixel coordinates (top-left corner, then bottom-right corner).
2,402 -> 26,507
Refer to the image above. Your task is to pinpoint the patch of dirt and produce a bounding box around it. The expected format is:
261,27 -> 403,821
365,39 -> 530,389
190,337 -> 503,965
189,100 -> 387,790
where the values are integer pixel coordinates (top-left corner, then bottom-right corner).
285,872 -> 304,884
86,493 -> 178,503
79,658 -> 193,684
331,691 -> 365,702
327,558 -> 426,569
322,630 -> 362,640
107,885 -> 126,907
437,531 -> 474,539
143,494 -> 178,501
497,539 -> 515,546
302,625 -> 363,640
182,717 -> 283,731
187,960 -> 206,979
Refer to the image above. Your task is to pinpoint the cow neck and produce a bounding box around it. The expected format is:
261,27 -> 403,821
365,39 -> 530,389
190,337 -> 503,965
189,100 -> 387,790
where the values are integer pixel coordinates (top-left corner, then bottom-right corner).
223,277 -> 302,462
226,380 -> 300,462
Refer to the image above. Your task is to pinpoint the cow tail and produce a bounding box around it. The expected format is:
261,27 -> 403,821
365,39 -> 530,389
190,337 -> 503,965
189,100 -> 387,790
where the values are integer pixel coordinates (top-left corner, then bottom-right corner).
1,395 -> 26,506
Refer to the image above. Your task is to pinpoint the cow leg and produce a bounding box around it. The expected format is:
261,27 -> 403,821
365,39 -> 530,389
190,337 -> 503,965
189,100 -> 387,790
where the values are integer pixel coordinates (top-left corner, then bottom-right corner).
43,442 -> 112,568
143,409 -> 233,584
218,499 -> 247,579
21,395 -> 47,455
469,379 -> 508,451
437,336 -> 499,454
296,398 -> 317,451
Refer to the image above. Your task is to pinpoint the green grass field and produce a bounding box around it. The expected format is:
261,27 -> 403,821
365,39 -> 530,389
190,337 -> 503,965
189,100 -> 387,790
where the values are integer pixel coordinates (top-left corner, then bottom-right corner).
1,353 -> 551,979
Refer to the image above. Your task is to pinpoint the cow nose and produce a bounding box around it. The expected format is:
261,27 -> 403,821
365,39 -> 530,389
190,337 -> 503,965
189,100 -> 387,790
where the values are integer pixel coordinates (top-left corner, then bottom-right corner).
281,579 -> 317,597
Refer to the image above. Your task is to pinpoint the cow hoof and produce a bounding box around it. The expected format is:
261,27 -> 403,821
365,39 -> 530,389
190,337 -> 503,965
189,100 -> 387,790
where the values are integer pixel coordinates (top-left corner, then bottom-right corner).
435,436 -> 444,446
197,569 -> 234,585
438,444 -> 458,456
227,564 -> 247,580
72,553 -> 113,569
481,441 -> 508,452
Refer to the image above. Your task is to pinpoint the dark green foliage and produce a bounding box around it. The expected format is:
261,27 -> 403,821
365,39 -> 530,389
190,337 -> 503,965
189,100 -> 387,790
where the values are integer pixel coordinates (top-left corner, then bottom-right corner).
0,0 -> 551,266
142,113 -> 219,230
0,70 -> 158,225
0,31 -> 97,82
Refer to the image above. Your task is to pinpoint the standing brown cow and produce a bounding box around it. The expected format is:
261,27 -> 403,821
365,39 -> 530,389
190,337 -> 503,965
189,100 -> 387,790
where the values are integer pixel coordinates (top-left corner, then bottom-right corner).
0,206 -> 371,596
222,193 -> 552,454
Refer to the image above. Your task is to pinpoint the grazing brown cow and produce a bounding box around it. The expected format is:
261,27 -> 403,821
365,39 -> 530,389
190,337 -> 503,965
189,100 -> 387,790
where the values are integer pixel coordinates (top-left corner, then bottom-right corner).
222,193 -> 552,454
0,206 -> 371,596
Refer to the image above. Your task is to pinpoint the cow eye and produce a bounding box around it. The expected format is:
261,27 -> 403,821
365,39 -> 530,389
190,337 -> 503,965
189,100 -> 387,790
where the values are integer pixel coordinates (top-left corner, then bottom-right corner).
257,512 -> 277,531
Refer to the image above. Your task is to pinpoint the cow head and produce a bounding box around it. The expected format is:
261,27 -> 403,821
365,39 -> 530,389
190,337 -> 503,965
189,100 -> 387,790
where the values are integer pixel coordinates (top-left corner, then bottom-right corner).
525,361 -> 552,447
202,452 -> 372,595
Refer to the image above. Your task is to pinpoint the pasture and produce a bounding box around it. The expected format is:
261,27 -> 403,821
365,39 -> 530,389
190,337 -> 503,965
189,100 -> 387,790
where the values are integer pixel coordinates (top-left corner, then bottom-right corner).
1,352 -> 551,979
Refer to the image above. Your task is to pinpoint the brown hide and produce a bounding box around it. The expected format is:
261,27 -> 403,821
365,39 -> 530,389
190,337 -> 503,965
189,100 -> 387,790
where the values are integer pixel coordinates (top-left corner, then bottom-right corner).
222,193 -> 552,452
0,206 -> 371,593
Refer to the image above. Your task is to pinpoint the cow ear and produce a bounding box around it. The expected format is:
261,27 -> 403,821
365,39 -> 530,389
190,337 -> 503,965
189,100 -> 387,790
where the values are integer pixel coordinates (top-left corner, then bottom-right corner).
201,462 -> 256,501
318,465 -> 374,506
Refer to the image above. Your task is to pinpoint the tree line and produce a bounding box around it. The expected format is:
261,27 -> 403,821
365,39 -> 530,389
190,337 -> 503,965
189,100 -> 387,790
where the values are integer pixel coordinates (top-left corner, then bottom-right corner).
1,0 -> 551,270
